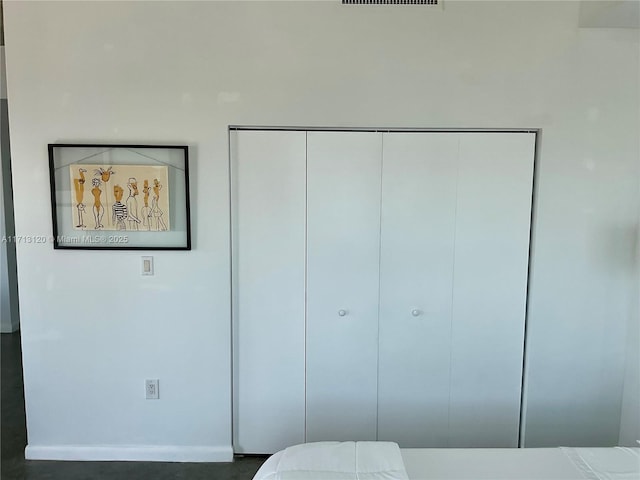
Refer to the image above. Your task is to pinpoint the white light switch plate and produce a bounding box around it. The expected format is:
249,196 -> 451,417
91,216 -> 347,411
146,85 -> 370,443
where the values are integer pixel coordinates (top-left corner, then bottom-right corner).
141,256 -> 154,276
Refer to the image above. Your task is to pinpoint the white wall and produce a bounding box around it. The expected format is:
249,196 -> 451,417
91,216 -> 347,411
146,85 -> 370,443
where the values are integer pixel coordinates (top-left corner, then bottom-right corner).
579,0 -> 640,28
619,217 -> 640,446
0,97 -> 10,332
3,0 -> 638,460
1,44 -> 19,333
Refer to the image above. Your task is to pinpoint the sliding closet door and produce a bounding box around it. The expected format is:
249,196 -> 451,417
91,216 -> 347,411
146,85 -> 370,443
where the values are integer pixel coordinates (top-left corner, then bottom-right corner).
448,132 -> 535,447
232,130 -> 306,454
306,131 -> 382,442
377,133 -> 459,447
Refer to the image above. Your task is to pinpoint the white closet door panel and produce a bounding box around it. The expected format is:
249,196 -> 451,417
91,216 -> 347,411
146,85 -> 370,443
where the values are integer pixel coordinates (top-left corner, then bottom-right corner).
232,130 -> 306,454
449,132 -> 535,447
378,133 -> 459,447
306,131 -> 382,442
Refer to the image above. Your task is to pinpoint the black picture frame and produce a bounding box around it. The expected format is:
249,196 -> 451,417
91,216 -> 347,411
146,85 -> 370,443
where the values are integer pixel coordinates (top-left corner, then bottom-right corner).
48,144 -> 191,250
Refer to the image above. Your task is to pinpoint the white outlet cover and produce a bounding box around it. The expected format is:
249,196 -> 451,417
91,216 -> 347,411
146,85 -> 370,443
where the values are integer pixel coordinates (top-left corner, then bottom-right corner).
145,379 -> 159,399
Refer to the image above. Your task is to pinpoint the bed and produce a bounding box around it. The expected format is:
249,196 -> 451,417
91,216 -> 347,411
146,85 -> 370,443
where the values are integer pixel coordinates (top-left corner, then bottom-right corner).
252,441 -> 639,480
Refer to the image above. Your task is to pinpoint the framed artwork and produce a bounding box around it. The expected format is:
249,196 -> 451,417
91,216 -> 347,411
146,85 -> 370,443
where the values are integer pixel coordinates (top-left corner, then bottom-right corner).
48,144 -> 191,250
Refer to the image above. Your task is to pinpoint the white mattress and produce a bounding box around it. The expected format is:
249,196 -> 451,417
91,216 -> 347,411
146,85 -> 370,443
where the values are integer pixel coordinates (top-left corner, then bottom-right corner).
254,445 -> 639,480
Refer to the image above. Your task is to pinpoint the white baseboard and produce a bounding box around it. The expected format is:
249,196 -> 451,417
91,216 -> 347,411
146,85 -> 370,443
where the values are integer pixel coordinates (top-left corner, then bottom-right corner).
25,444 -> 234,462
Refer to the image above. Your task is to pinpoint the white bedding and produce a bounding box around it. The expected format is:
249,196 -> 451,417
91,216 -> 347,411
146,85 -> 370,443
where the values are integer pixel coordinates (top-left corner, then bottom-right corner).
402,447 -> 639,480
401,447 -> 583,480
560,447 -> 639,480
253,441 -> 409,480
253,444 -> 639,480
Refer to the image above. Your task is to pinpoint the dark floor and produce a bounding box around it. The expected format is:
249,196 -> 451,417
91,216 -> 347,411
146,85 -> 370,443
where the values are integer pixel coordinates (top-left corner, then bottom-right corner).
1,332 -> 267,480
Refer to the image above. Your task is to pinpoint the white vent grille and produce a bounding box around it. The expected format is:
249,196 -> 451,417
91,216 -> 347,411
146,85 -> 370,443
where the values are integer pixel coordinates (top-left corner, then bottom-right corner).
342,0 -> 439,4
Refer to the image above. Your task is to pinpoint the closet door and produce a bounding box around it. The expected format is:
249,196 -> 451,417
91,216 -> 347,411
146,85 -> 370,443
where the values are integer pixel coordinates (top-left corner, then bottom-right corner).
232,130 -> 306,454
377,133 -> 460,447
448,132 -> 535,447
306,131 -> 382,442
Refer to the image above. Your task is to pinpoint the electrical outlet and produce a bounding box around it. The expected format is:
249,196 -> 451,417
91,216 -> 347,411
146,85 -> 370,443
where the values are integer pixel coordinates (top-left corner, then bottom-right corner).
145,379 -> 159,399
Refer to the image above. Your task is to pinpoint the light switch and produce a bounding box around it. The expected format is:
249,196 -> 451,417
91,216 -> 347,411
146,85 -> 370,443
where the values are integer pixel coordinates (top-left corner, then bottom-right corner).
141,256 -> 154,276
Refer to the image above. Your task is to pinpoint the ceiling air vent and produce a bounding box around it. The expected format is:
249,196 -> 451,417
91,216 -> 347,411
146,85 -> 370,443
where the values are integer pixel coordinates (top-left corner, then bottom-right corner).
342,0 -> 439,4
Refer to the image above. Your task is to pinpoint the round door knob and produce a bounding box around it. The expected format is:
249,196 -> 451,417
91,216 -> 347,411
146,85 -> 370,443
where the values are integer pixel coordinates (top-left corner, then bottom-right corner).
411,309 -> 421,317
338,309 -> 348,317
